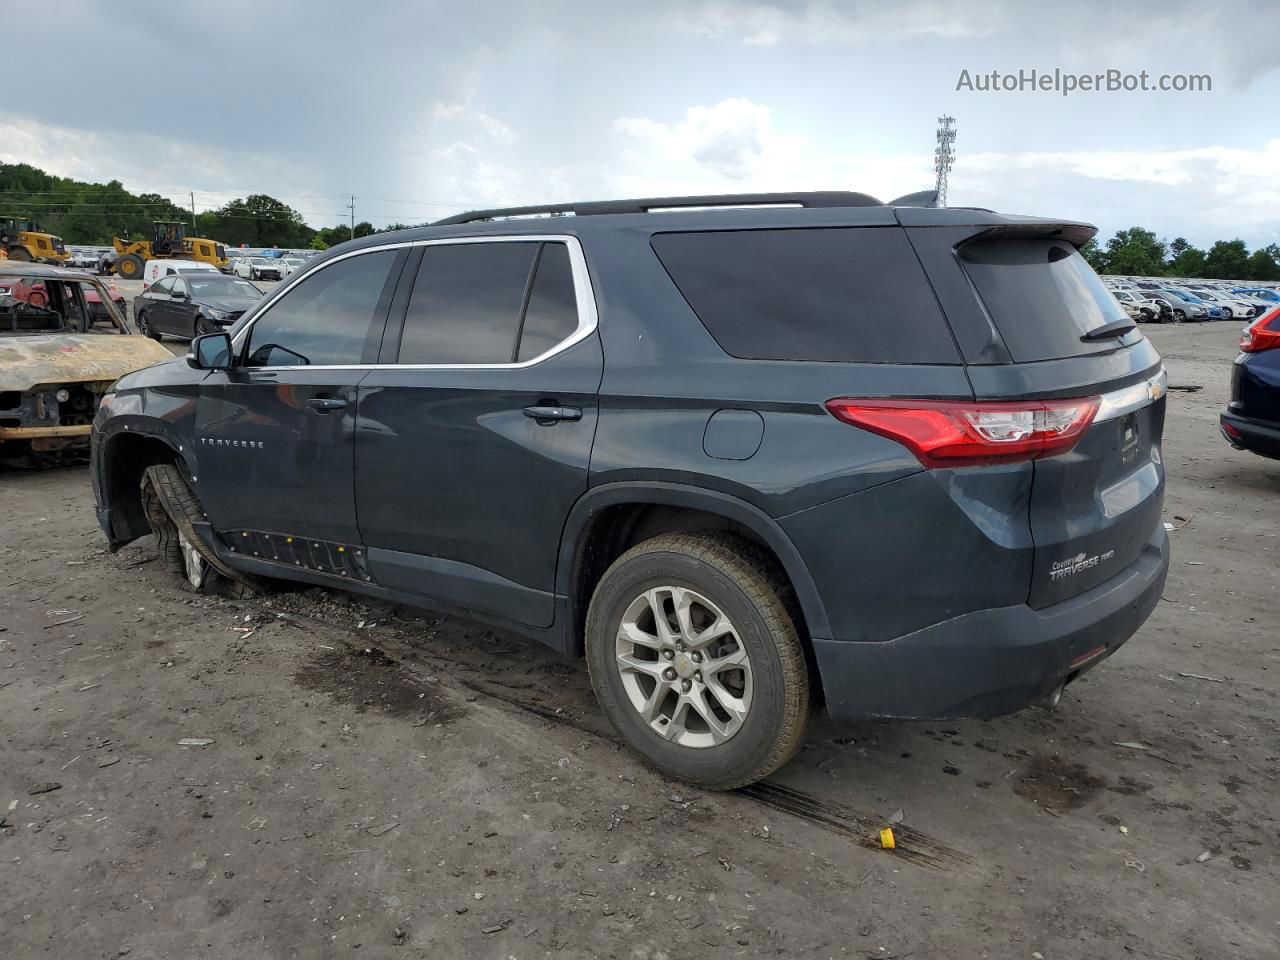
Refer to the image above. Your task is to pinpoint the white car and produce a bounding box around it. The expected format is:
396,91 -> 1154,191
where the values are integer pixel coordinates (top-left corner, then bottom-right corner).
277,257 -> 306,278
1191,289 -> 1256,320
141,258 -> 220,290
232,257 -> 283,282
1112,289 -> 1171,323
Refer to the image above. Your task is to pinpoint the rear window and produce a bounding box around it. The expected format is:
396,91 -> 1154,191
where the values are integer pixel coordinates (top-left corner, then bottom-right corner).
959,238 -> 1133,363
651,227 -> 960,364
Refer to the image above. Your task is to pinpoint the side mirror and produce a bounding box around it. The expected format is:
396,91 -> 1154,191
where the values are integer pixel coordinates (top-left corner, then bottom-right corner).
171,289 -> 188,300
189,332 -> 233,370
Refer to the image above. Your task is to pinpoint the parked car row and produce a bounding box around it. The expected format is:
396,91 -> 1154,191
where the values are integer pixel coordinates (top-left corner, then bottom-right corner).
1104,275 -> 1279,323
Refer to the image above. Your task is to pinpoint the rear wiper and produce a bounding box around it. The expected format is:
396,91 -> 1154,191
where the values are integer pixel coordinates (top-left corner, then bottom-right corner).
1081,317 -> 1137,341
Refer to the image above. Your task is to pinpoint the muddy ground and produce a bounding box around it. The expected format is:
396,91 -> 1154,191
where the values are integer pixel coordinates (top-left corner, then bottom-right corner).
1,322 -> 1276,959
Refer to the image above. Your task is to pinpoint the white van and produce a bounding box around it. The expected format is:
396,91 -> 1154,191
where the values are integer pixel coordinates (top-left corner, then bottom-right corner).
141,259 -> 221,290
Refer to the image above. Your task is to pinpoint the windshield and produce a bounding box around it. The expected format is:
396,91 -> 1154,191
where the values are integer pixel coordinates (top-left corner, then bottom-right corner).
188,276 -> 263,299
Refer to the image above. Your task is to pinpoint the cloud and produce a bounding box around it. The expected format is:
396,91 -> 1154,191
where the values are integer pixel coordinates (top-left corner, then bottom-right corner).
433,98 -> 518,145
676,0 -> 1003,45
615,99 -> 775,179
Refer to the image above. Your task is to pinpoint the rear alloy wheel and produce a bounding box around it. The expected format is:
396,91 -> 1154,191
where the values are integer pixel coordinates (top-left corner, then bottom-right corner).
585,532 -> 809,790
137,310 -> 160,341
1172,309 -> 1185,323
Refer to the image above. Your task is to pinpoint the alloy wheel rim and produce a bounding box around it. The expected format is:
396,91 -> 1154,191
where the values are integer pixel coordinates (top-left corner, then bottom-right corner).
614,585 -> 753,748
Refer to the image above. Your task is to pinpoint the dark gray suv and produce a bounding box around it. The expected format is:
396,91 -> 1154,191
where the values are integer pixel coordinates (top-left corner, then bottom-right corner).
91,192 -> 1170,789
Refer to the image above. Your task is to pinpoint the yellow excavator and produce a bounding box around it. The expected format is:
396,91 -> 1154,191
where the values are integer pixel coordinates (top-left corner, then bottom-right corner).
112,221 -> 229,279
1,218 -> 71,264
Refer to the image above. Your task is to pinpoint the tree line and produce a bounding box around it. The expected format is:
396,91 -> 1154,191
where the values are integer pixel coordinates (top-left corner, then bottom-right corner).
0,163 -> 416,251
1080,227 -> 1280,281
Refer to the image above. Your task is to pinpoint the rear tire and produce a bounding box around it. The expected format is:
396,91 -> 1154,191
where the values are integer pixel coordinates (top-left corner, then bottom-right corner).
116,253 -> 144,280
1171,309 -> 1185,323
137,310 -> 160,341
585,532 -> 810,790
7,245 -> 32,262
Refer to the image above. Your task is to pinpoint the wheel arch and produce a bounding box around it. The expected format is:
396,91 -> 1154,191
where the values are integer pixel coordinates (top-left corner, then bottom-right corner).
555,482 -> 830,658
95,424 -> 194,549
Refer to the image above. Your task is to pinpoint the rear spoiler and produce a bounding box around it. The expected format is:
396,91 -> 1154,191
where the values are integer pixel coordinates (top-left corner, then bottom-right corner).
959,222 -> 1098,249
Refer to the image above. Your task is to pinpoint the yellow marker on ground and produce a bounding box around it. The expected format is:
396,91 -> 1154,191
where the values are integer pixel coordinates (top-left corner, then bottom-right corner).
879,827 -> 896,849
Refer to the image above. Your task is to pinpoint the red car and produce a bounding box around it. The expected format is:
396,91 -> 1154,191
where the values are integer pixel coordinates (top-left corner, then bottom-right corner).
0,277 -> 127,324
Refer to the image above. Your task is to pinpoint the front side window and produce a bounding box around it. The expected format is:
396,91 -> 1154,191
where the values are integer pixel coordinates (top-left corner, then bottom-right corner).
152,277 -> 175,296
244,250 -> 398,367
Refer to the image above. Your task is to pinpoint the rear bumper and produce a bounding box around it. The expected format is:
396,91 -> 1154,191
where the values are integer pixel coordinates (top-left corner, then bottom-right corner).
1220,409 -> 1280,460
812,525 -> 1169,720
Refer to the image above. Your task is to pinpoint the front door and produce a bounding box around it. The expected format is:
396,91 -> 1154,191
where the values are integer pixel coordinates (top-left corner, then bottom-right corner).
195,247 -> 407,558
355,238 -> 602,628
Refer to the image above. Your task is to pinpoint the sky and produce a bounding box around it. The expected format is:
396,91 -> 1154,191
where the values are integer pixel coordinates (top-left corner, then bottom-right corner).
2,0 -> 1278,249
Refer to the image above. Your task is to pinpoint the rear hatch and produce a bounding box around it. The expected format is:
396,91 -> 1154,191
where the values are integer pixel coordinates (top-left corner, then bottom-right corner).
911,223 -> 1166,609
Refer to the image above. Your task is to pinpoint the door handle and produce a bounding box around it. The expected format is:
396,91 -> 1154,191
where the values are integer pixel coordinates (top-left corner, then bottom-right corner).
523,405 -> 582,423
307,397 -> 348,412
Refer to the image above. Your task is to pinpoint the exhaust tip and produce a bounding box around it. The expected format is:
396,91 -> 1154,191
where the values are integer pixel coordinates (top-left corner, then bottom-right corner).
1035,682 -> 1066,711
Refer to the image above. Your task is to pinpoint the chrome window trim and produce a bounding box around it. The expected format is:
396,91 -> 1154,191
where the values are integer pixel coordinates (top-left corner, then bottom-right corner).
230,234 -> 599,372
1094,367 -> 1166,423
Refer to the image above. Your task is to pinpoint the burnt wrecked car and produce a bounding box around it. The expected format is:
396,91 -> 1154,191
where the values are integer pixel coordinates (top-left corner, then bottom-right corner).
0,263 -> 171,467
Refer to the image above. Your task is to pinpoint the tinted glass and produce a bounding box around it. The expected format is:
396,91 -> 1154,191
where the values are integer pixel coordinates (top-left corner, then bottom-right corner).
960,238 -> 1134,362
651,228 -> 959,363
517,243 -> 578,361
398,242 -> 538,364
245,250 -> 397,366
152,277 -> 175,295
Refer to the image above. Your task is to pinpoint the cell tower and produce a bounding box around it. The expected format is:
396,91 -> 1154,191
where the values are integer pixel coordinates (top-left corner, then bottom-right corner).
934,115 -> 957,208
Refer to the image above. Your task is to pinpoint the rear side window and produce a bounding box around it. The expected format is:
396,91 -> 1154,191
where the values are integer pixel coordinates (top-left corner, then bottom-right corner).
245,250 -> 398,367
399,242 -> 538,364
651,228 -> 959,363
517,243 -> 578,362
396,241 -> 581,365
959,238 -> 1132,363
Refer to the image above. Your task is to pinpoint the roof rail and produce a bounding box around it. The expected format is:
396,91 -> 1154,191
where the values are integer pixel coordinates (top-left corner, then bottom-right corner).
433,191 -> 885,225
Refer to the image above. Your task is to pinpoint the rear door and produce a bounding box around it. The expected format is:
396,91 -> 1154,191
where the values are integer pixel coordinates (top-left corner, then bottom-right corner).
914,228 -> 1167,608
354,236 -> 602,628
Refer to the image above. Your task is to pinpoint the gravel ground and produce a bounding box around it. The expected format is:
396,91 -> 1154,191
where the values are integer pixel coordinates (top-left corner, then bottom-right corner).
0,321 -> 1276,959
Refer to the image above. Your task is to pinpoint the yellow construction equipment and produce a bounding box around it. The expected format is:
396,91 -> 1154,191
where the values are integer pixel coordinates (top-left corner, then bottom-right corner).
111,221 -> 229,279
1,218 -> 70,264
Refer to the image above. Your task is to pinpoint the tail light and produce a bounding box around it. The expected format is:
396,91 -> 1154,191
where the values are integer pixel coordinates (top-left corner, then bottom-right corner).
825,396 -> 1101,468
1240,307 -> 1280,353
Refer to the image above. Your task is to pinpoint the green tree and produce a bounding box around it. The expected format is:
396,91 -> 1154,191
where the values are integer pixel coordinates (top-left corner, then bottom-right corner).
1104,227 -> 1166,276
1203,239 -> 1250,280
309,234 -> 329,251
1079,237 -> 1107,272
1168,237 -> 1190,260
1167,245 -> 1207,278
1246,244 -> 1280,281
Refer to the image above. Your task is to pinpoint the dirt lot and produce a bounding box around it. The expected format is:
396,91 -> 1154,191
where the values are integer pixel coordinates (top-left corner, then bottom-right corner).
1,322 -> 1276,959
